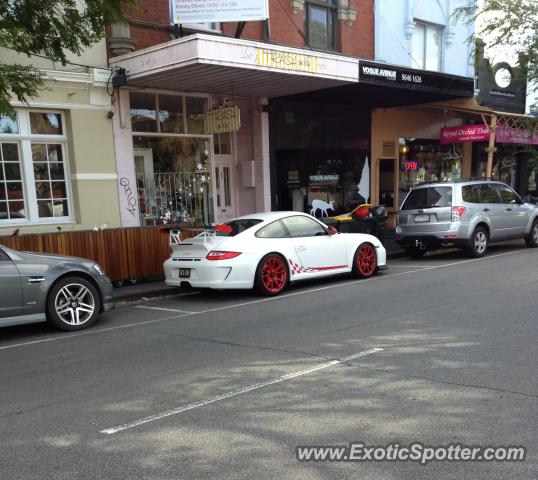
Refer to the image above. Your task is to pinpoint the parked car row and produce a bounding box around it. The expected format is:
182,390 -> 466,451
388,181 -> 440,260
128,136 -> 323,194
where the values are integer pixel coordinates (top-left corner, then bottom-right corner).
1,180 -> 536,332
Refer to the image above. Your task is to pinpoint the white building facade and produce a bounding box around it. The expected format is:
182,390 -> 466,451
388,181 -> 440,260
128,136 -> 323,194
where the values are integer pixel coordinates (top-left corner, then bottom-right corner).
374,0 -> 475,78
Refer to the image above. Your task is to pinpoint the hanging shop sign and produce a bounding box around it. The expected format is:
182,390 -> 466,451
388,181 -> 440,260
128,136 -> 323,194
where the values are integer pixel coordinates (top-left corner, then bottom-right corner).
170,0 -> 269,25
204,104 -> 241,134
440,125 -> 490,144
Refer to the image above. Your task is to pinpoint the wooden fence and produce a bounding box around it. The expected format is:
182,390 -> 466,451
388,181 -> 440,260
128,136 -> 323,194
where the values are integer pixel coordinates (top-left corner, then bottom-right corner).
0,227 -> 202,282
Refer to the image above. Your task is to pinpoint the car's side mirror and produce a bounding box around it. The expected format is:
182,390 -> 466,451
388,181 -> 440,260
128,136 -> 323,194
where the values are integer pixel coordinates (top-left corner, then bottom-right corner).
327,226 -> 338,235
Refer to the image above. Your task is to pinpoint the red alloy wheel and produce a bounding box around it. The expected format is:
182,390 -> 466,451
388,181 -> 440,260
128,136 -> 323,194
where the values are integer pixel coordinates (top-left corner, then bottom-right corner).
356,244 -> 377,278
261,256 -> 287,294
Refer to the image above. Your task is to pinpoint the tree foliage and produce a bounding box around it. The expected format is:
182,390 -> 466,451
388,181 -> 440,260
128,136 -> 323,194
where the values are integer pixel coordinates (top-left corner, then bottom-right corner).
454,0 -> 538,94
0,0 -> 132,114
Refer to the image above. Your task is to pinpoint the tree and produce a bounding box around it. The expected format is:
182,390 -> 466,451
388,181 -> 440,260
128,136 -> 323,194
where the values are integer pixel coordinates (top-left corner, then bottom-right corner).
0,0 -> 132,115
453,0 -> 538,91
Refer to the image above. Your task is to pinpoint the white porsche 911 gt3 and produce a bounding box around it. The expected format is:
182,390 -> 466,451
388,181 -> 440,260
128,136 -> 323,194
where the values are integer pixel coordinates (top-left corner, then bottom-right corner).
164,211 -> 387,296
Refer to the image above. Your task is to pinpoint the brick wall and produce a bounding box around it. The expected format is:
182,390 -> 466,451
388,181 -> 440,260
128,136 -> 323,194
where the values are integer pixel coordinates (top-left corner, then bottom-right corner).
119,0 -> 374,59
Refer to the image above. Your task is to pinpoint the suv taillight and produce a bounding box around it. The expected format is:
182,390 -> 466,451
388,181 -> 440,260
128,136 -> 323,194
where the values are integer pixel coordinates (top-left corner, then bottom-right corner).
451,206 -> 466,222
206,251 -> 241,261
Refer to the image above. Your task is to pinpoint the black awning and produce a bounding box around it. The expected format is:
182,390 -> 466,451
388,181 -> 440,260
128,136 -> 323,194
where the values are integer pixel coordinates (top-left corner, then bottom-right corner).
276,60 -> 475,108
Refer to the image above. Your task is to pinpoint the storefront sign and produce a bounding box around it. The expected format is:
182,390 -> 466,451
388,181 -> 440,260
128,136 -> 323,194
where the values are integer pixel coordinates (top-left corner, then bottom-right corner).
359,60 -> 474,97
170,0 -> 269,24
204,104 -> 241,134
440,125 -> 490,144
256,48 -> 318,74
405,160 -> 419,171
496,125 -> 538,145
309,174 -> 339,184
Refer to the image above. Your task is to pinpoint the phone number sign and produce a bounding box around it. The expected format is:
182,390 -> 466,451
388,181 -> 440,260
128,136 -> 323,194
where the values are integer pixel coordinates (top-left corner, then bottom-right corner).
171,0 -> 269,24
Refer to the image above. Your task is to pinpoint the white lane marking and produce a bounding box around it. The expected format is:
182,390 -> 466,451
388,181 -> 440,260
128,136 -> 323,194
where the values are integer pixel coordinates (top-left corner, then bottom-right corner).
135,306 -> 195,314
100,347 -> 383,435
0,249 -> 526,351
383,264 -> 431,268
0,314 -> 191,351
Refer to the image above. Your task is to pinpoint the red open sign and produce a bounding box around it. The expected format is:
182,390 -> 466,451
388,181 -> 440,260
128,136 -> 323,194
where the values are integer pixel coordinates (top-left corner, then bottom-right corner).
405,161 -> 419,171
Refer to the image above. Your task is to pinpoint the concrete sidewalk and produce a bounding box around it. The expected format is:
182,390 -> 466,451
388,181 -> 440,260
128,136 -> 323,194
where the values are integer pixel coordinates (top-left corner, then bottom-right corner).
113,237 -> 405,302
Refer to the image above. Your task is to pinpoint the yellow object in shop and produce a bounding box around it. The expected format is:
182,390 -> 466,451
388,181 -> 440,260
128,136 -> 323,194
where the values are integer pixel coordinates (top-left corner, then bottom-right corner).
329,204 -> 373,222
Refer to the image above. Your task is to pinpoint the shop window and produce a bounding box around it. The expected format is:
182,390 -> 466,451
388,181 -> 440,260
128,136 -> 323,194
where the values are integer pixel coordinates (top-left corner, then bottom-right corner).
159,95 -> 184,134
133,136 -> 212,225
0,111 -> 71,224
471,144 -> 518,188
186,97 -> 207,134
399,139 -> 462,200
305,0 -> 338,51
130,92 -> 157,132
131,92 -> 208,136
411,21 -> 442,72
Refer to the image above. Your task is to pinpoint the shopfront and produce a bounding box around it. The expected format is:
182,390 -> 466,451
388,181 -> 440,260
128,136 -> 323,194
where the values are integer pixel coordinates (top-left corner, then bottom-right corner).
275,61 -> 477,226
271,100 -> 371,216
109,33 -> 358,227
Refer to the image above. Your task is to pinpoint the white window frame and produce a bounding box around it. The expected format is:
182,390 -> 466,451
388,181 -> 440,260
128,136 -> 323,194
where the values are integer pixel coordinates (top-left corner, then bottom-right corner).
412,21 -> 443,72
0,109 -> 73,226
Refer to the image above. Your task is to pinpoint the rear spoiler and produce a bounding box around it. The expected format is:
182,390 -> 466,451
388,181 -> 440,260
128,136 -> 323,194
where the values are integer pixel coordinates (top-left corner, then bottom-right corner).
168,224 -> 232,246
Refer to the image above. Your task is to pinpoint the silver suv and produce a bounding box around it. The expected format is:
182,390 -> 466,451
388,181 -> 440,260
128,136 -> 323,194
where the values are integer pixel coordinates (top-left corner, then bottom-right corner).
395,180 -> 538,258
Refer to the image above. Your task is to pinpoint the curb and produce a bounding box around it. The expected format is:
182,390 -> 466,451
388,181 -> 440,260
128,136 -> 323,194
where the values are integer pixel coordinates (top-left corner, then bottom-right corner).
113,286 -> 183,303
113,250 -> 407,302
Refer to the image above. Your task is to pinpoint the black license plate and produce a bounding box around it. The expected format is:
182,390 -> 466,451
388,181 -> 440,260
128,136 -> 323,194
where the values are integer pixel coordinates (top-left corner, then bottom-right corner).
178,268 -> 191,278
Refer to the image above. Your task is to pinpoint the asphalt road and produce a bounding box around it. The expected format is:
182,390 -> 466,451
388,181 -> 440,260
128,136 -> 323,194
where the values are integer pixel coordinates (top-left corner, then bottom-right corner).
1,242 -> 537,480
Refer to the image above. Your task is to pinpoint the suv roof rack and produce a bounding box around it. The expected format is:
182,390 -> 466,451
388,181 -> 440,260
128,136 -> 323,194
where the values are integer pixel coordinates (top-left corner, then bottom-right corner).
412,178 -> 492,187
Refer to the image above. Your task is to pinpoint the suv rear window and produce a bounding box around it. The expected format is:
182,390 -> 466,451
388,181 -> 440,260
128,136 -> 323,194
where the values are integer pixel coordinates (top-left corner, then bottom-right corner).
402,187 -> 453,210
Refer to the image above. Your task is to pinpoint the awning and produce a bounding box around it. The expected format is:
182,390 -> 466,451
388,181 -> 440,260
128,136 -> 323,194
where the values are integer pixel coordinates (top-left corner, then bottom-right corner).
109,33 -> 359,98
417,98 -> 494,118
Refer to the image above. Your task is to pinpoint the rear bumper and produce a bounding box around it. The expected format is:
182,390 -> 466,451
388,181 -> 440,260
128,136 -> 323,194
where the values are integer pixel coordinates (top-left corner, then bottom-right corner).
164,257 -> 255,290
395,223 -> 473,247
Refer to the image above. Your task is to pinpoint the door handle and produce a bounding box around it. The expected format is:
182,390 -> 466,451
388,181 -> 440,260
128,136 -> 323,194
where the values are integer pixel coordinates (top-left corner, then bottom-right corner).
296,245 -> 306,251
483,208 -> 490,212
506,208 -> 512,211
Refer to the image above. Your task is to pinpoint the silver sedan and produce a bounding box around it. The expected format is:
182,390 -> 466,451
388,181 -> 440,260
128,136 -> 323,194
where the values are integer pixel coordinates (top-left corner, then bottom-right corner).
0,245 -> 114,331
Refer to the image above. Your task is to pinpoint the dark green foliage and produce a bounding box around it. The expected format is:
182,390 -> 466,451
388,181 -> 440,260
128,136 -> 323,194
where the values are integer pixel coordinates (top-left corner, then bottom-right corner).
0,0 -> 133,114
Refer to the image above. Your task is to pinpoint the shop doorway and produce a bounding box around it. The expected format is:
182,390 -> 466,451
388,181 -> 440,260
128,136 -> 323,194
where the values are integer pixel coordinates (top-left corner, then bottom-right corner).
213,132 -> 237,223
